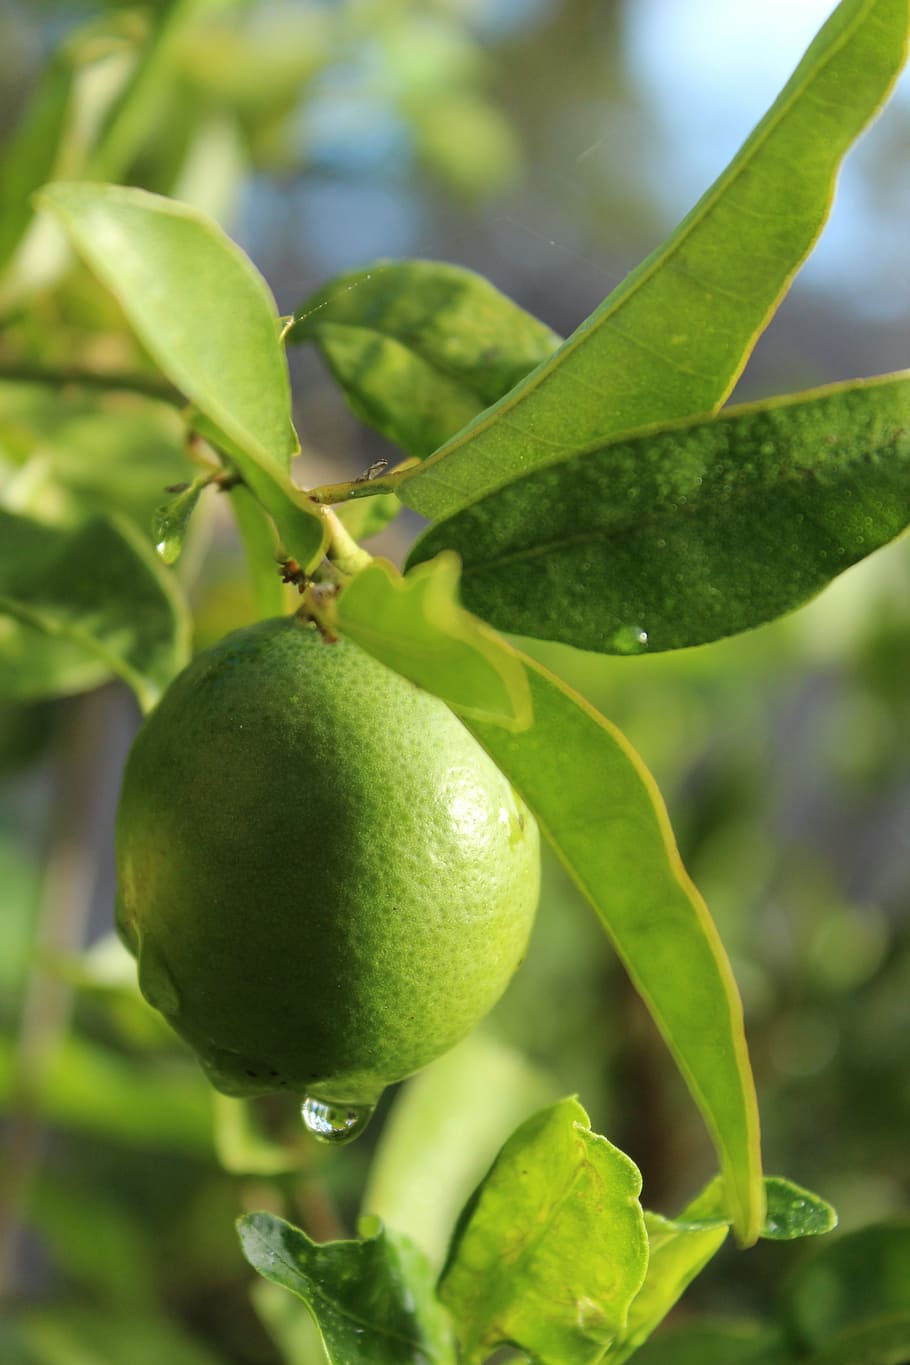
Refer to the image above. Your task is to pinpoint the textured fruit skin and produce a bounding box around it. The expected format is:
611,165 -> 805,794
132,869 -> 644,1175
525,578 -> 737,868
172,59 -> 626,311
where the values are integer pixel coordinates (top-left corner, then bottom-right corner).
115,616 -> 540,1103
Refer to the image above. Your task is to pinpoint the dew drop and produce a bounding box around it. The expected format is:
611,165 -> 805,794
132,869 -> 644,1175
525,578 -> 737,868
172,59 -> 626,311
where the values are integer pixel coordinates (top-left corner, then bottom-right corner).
611,624 -> 649,655
301,1096 -> 376,1145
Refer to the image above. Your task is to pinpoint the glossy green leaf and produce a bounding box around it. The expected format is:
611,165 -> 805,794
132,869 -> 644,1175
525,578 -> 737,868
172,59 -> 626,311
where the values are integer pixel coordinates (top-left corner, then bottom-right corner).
363,1033 -> 555,1272
463,654 -> 763,1244
336,554 -> 533,731
237,1211 -> 456,1365
438,1097 -> 647,1365
782,1221 -> 910,1354
683,1172 -> 837,1241
289,260 -> 560,459
37,184 -> 326,569
609,1212 -> 729,1363
0,508 -> 190,710
152,474 -> 211,564
807,1315 -> 910,1365
630,1321 -> 793,1365
399,0 -> 910,521
408,373 -> 910,654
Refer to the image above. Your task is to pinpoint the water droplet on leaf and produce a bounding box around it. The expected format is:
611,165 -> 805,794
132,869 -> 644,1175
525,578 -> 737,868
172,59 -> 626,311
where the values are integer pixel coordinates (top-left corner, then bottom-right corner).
612,625 -> 649,655
301,1096 -> 376,1145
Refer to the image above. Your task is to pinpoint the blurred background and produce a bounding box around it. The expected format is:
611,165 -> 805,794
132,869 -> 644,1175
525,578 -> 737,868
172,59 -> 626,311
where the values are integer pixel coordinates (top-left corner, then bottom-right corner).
1,1 -> 908,1360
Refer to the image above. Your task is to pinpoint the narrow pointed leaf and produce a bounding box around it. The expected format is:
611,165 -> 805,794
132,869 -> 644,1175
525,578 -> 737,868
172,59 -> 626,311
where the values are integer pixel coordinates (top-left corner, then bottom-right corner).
237,1211 -> 456,1365
462,655 -> 764,1244
438,1098 -> 647,1365
36,184 -> 327,568
152,475 -> 210,565
408,373 -> 910,654
0,508 -> 190,710
336,554 -> 532,731
0,53 -> 75,273
399,0 -> 910,521
289,260 -> 561,459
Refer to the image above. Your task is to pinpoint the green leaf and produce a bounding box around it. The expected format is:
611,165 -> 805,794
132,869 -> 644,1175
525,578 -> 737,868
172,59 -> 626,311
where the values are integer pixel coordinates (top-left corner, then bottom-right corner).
0,51 -> 75,273
398,0 -> 910,521
782,1221 -> 910,1355
629,1321 -> 793,1365
608,1212 -> 729,1363
289,260 -> 560,459
438,1097 -> 647,1365
335,554 -> 533,731
336,487 -> 407,543
407,373 -> 910,654
807,1315 -> 910,1365
152,474 -> 211,564
14,1305 -> 229,1365
0,508 -> 190,710
237,1211 -> 456,1365
36,183 -> 327,571
462,654 -> 763,1245
363,1032 -> 555,1272
610,1176 -> 836,1361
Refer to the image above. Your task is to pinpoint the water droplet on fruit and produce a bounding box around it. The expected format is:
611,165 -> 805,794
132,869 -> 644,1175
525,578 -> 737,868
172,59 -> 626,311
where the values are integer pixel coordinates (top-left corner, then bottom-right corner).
301,1096 -> 375,1144
612,624 -> 649,655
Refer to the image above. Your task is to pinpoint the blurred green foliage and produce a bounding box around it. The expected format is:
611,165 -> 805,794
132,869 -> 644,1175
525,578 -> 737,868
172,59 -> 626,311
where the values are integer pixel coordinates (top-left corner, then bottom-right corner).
1,1 -> 908,1361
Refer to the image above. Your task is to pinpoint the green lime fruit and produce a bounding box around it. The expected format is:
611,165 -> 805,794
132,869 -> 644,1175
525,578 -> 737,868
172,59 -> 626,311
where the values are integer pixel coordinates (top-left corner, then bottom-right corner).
115,616 -> 539,1123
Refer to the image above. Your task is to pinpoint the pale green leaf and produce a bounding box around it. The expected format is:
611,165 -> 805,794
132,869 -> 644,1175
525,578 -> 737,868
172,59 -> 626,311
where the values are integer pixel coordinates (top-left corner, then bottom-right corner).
462,656 -> 763,1245
438,1097 -> 647,1365
363,1033 -> 555,1272
399,0 -> 910,521
237,1212 -> 456,1365
0,508 -> 190,710
335,554 -> 532,731
408,373 -> 910,654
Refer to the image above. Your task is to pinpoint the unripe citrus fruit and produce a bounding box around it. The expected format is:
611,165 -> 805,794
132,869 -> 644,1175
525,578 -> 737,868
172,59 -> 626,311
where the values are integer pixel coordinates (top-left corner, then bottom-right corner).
115,616 -> 539,1126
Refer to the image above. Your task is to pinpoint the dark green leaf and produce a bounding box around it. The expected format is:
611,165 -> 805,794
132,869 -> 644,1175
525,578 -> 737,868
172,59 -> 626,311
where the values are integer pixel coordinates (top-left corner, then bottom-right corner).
336,554 -> 533,730
782,1221 -> 910,1354
629,1321 -> 794,1365
408,374 -> 910,654
237,1211 -> 456,1365
399,0 -> 910,521
289,260 -> 560,459
463,655 -> 763,1245
438,1097 -> 648,1365
0,508 -> 190,709
152,474 -> 211,564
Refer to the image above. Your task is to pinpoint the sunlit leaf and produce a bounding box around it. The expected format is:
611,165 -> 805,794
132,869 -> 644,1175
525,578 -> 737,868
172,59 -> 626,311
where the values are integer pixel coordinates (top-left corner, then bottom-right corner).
438,1097 -> 647,1365
408,373 -> 910,654
462,655 -> 763,1244
289,260 -> 560,459
237,1211 -> 456,1365
37,184 -> 327,571
0,508 -> 190,710
363,1033 -> 554,1272
399,0 -> 910,521
336,554 -> 532,731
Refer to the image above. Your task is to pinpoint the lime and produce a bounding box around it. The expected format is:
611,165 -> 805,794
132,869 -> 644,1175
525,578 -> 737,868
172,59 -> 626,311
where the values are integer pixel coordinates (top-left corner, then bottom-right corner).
115,616 -> 539,1115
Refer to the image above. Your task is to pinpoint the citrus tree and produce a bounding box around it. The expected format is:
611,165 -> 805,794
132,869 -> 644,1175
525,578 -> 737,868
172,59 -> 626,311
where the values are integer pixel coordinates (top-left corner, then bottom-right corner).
2,1 -> 910,1361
